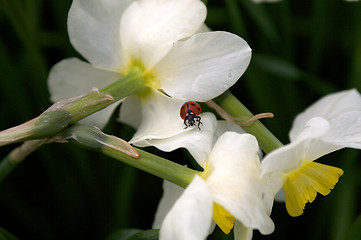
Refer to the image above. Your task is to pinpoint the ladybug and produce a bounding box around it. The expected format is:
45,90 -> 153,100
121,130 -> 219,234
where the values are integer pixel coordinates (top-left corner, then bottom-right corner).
180,101 -> 203,130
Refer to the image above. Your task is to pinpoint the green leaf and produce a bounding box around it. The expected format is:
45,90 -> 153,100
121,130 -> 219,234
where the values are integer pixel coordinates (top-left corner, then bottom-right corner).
107,229 -> 142,240
0,227 -> 20,240
348,214 -> 361,240
127,229 -> 159,240
238,0 -> 279,43
107,229 -> 159,240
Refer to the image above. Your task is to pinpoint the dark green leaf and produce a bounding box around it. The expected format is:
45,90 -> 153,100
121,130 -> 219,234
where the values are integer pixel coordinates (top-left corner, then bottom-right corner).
107,229 -> 142,240
127,229 -> 159,240
0,227 -> 20,240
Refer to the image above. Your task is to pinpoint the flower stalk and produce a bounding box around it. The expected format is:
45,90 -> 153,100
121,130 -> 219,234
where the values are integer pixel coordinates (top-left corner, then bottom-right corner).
0,66 -> 146,146
64,124 -> 198,188
0,139 -> 48,181
102,147 -> 197,188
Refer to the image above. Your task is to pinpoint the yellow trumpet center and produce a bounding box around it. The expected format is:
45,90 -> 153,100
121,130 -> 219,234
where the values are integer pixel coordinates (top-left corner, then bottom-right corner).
283,161 -> 344,217
213,203 -> 235,234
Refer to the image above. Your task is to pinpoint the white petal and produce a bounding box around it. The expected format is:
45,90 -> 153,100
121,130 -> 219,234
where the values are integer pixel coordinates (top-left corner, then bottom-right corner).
155,31 -> 251,101
214,121 -> 265,160
118,95 -> 142,129
213,120 -> 245,144
293,117 -> 342,161
129,90 -> 216,166
159,175 -> 213,240
145,113 -> 217,168
321,111 -> 361,149
120,0 -> 206,69
262,117 -> 332,175
153,181 -> 184,229
206,132 -> 275,235
234,221 -> 253,240
129,90 -> 189,143
68,0 -> 130,69
208,132 -> 260,173
47,58 -> 121,128
260,117 -> 342,197
290,89 -> 361,141
48,58 -> 121,100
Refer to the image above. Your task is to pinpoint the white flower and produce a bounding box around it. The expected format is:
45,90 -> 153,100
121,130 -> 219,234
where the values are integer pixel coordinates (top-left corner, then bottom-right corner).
154,131 -> 275,240
261,89 -> 361,217
48,0 -> 252,142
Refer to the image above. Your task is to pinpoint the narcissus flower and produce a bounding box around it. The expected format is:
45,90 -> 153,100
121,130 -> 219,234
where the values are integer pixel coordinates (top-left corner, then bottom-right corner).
154,131 -> 275,240
48,0 -> 252,145
261,89 -> 361,217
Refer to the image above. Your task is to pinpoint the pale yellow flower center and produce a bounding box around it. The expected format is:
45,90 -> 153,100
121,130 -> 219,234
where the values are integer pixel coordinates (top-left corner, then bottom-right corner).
122,60 -> 160,90
283,161 -> 344,217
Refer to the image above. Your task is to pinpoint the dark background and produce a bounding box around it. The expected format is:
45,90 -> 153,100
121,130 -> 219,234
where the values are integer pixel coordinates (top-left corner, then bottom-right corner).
0,0 -> 361,239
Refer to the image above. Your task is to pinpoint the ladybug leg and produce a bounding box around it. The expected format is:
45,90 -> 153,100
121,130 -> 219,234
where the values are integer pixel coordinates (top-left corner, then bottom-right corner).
184,118 -> 189,129
194,116 -> 202,130
183,114 -> 202,130
184,115 -> 195,128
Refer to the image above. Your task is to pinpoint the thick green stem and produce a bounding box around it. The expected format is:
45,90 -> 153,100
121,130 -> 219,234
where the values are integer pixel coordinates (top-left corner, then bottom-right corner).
214,91 -> 283,153
64,67 -> 146,124
0,139 -> 46,181
64,124 -> 198,188
102,147 -> 197,188
0,67 -> 146,146
0,155 -> 20,182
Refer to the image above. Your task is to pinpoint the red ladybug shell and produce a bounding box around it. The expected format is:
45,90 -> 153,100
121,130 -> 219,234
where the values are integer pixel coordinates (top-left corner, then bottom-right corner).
180,101 -> 201,120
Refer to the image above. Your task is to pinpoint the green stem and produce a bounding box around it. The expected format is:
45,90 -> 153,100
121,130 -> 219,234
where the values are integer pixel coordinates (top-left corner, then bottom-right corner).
0,67 -> 146,146
0,155 -> 20,182
0,139 -> 46,181
65,67 -> 146,124
63,124 -> 198,188
101,147 -> 197,188
214,91 -> 283,154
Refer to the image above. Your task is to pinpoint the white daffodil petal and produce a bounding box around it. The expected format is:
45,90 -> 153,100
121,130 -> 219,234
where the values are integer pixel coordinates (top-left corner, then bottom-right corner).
118,95 -> 142,129
47,58 -> 121,128
260,117 -> 342,198
155,31 -> 251,101
48,58 -> 121,100
215,121 -> 265,160
213,120 -> 245,146
261,117 -> 331,175
153,181 -> 184,229
120,0 -> 206,69
128,89 -> 187,144
129,90 -> 217,165
296,117 -> 342,161
145,113 -> 217,168
206,132 -> 275,235
321,111 -> 361,149
234,221 -> 253,240
160,176 -> 213,240
68,0 -> 130,69
208,132 -> 260,173
290,89 -> 361,141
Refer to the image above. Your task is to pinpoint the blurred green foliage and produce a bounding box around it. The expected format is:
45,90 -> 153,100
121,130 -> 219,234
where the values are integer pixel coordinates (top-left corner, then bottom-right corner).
0,0 -> 361,239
